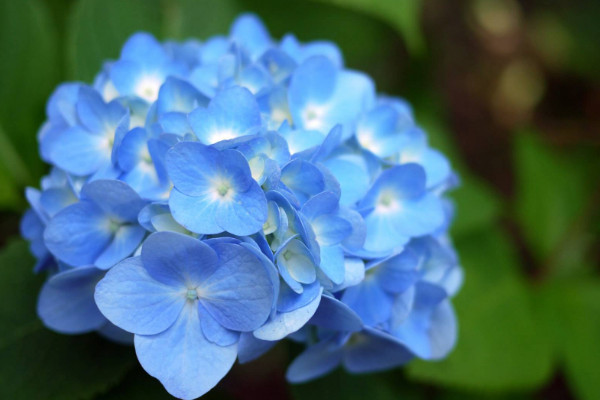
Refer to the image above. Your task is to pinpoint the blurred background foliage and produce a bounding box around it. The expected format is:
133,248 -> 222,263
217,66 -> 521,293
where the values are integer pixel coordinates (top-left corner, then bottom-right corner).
0,0 -> 598,399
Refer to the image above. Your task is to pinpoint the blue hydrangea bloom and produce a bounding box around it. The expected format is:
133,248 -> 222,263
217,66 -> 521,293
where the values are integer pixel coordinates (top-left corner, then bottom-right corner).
95,232 -> 276,399
23,13 -> 462,399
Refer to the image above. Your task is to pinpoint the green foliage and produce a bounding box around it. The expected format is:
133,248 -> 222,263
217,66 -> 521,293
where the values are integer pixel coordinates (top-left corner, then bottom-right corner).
67,0 -> 163,82
0,240 -> 135,399
0,0 -> 59,209
311,0 -> 424,55
514,132 -> 597,276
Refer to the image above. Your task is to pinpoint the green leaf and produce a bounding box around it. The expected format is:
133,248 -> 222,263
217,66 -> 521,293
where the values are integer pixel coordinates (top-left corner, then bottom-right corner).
407,229 -> 553,392
163,0 -> 241,40
450,174 -> 503,238
0,0 -> 60,208
0,240 -> 135,400
311,0 -> 424,55
66,0 -> 163,82
537,280 -> 600,400
514,131 -> 597,276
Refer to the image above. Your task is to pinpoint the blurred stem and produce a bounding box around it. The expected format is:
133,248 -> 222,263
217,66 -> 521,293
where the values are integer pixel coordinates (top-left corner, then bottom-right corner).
0,123 -> 31,185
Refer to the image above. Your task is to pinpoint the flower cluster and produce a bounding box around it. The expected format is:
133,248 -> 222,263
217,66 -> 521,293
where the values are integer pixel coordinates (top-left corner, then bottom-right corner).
22,14 -> 462,400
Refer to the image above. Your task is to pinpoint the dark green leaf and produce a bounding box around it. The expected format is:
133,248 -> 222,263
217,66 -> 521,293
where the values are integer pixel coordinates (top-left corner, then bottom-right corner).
537,280 -> 600,400
0,0 -> 60,208
163,0 -> 242,40
311,0 -> 424,55
407,230 -> 553,392
514,132 -> 597,276
66,0 -> 163,82
0,240 -> 135,400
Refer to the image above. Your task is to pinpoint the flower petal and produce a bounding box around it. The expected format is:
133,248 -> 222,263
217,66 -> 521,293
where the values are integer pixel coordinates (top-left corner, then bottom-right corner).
37,266 -> 106,334
134,304 -> 237,400
95,257 -> 185,335
200,242 -> 275,332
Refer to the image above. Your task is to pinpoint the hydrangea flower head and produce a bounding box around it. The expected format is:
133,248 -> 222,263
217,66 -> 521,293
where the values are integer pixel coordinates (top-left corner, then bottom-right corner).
23,13 -> 462,400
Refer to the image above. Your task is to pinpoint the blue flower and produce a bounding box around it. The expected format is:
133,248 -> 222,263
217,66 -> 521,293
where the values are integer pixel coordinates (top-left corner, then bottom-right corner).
301,191 -> 365,285
286,327 -> 414,383
166,142 -> 268,235
44,180 -> 147,269
358,163 -> 445,254
94,231 -> 276,399
189,85 -> 262,144
355,100 -> 414,158
45,86 -> 129,177
230,13 -> 272,61
117,127 -> 170,200
288,55 -> 374,138
342,249 -> 420,326
23,13 -> 463,398
110,33 -> 186,102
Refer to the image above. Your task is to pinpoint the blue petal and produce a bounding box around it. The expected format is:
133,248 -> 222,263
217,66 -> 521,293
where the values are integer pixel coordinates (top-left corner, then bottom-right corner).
259,49 -> 297,83
44,201 -> 112,266
230,13 -> 271,60
46,82 -> 81,126
288,55 -> 336,111
199,242 -> 275,332
166,142 -> 218,196
276,239 -> 317,285
331,257 -> 365,292
95,257 -> 185,335
49,126 -> 108,175
37,266 -> 106,334
81,179 -> 147,222
94,224 -> 146,270
120,32 -> 168,66
374,250 -> 420,294
277,280 -> 321,313
324,156 -> 370,206
214,180 -> 268,236
169,189 -> 221,234
189,86 -> 260,144
280,159 -> 325,204
281,129 -> 325,155
117,127 -> 147,171
343,328 -> 413,373
308,295 -> 363,332
281,34 -> 343,68
141,231 -> 219,288
286,339 -> 343,383
199,304 -> 240,346
134,304 -> 237,400
318,245 -> 345,284
427,300 -> 457,359
362,211 -> 410,253
253,288 -> 323,341
342,277 -> 393,326
76,86 -> 127,135
158,112 -> 192,136
392,193 -> 445,238
39,187 -> 77,218
157,76 -> 208,114
360,163 -> 426,207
